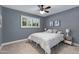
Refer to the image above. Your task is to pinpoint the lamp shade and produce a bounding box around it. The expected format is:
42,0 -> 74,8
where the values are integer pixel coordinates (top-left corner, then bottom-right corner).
40,11 -> 45,14
66,29 -> 70,33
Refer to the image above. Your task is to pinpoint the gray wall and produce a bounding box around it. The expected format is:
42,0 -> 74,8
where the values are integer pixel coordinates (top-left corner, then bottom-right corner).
2,7 -> 44,43
0,6 -> 2,45
2,6 -> 79,44
45,6 -> 79,43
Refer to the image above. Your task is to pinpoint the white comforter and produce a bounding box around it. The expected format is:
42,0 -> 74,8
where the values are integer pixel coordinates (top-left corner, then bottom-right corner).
28,32 -> 64,54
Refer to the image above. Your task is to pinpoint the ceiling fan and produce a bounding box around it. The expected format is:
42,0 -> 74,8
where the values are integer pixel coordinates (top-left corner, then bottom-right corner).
38,5 -> 51,14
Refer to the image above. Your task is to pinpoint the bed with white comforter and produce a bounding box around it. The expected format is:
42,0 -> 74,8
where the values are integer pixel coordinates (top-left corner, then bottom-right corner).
28,32 -> 64,54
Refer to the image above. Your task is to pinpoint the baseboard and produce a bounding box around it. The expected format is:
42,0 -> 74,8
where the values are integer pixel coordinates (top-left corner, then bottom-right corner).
1,39 -> 79,51
1,39 -> 28,47
73,43 -> 79,47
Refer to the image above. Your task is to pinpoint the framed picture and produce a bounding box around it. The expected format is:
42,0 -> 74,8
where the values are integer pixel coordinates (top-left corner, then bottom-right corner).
54,20 -> 60,26
49,21 -> 53,27
21,15 -> 40,28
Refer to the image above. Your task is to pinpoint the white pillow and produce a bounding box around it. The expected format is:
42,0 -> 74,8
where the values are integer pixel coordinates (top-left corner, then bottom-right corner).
57,30 -> 63,34
52,29 -> 58,33
46,29 -> 53,33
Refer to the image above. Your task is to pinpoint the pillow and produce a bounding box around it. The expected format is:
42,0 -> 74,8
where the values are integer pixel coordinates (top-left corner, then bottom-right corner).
46,29 -> 53,33
52,29 -> 58,33
57,30 -> 63,34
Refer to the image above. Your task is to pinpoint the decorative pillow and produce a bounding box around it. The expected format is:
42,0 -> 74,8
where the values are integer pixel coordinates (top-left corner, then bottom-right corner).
46,29 -> 53,33
57,30 -> 63,34
52,29 -> 58,33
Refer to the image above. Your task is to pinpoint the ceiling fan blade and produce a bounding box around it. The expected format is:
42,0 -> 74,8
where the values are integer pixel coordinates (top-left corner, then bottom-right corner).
38,5 -> 50,13
45,6 -> 51,9
45,11 -> 49,13
38,5 -> 44,11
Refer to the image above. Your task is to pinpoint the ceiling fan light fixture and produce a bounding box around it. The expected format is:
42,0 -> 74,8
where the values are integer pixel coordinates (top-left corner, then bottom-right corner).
40,10 -> 45,14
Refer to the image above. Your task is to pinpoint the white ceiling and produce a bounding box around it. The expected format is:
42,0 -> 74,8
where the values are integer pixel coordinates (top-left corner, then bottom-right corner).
2,5 -> 78,17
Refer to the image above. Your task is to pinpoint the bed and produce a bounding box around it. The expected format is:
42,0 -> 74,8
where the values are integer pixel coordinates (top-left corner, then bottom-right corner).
28,29 -> 64,54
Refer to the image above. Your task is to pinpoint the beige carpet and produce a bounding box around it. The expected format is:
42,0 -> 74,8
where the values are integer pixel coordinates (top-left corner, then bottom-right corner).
0,41 -> 79,54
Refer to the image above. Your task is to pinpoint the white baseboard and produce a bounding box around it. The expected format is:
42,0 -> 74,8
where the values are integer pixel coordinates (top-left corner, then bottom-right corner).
0,39 -> 79,51
73,43 -> 79,47
1,39 -> 28,47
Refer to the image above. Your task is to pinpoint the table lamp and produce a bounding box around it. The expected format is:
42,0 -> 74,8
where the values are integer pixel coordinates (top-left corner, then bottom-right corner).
66,29 -> 70,36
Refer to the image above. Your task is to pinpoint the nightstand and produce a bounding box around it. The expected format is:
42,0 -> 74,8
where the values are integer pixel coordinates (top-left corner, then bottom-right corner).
64,36 -> 72,45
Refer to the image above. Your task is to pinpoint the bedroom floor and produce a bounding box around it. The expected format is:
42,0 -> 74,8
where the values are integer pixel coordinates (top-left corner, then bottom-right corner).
0,40 -> 79,54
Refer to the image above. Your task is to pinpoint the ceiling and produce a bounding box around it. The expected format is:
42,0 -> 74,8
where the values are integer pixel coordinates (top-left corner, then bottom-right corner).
2,5 -> 78,17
